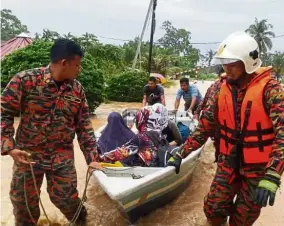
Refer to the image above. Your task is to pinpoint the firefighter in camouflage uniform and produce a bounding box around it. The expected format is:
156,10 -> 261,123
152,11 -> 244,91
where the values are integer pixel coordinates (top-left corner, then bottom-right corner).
1,39 -> 101,225
168,32 -> 284,225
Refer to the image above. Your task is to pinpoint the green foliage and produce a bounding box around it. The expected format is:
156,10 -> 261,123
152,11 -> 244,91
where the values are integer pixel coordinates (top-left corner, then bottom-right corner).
245,18 -> 275,54
198,73 -> 217,81
1,9 -> 29,41
1,40 -> 53,87
77,53 -> 104,113
168,67 -> 183,75
271,51 -> 284,81
122,21 -> 199,75
0,40 -> 104,113
106,70 -> 148,102
87,43 -> 125,79
158,20 -> 199,59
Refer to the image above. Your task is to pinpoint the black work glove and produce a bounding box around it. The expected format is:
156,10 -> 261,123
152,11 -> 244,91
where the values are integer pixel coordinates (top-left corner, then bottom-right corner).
254,170 -> 281,207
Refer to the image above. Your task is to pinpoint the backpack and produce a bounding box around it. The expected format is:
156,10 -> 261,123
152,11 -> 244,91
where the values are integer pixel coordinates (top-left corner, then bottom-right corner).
177,122 -> 190,143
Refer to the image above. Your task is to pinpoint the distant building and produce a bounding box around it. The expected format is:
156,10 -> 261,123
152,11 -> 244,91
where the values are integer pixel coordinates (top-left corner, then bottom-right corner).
1,33 -> 32,60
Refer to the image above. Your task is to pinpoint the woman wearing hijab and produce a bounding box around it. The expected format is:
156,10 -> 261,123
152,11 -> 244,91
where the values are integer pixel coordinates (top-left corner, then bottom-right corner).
100,103 -> 169,167
97,112 -> 135,154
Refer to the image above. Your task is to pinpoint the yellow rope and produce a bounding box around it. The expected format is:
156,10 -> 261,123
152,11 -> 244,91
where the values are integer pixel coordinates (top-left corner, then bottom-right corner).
24,162 -> 96,225
24,162 -> 52,225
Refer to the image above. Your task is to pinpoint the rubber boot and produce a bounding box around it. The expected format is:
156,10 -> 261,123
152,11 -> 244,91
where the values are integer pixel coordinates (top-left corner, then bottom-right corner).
207,217 -> 228,226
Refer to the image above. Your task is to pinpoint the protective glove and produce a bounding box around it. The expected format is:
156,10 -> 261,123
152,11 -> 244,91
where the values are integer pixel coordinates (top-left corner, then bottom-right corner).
167,152 -> 182,174
254,170 -> 281,207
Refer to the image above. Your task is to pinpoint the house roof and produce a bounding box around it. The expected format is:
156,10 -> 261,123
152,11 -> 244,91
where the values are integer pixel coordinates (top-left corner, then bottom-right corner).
1,33 -> 32,60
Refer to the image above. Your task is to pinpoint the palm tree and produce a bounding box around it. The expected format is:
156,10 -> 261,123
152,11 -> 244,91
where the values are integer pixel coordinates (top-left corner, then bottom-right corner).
205,49 -> 215,67
271,52 -> 284,81
245,18 -> 275,54
41,29 -> 60,42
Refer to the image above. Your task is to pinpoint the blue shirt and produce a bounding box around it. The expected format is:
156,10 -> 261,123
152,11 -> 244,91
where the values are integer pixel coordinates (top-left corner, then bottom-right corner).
176,84 -> 203,103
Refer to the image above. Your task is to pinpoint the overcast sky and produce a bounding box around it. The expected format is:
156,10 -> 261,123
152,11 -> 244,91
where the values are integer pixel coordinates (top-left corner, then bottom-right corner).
2,0 -> 283,54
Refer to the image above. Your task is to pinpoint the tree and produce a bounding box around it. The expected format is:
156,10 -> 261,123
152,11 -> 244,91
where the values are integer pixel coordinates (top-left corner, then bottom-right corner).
204,49 -> 216,67
245,18 -> 275,54
121,37 -> 148,66
271,52 -> 284,81
77,53 -> 104,113
106,70 -> 148,102
87,43 -> 125,79
157,21 -> 199,70
1,9 -> 29,41
41,29 -> 61,42
158,21 -> 195,56
65,32 -> 99,52
1,40 -> 53,84
1,40 -> 104,112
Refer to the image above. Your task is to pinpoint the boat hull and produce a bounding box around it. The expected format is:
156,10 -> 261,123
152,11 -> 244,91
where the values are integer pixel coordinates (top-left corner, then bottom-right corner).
93,147 -> 202,223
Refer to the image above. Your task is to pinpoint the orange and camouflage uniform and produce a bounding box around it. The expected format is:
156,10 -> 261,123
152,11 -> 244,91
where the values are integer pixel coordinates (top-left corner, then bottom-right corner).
181,68 -> 284,225
1,66 -> 99,225
195,77 -> 226,119
194,78 -> 226,162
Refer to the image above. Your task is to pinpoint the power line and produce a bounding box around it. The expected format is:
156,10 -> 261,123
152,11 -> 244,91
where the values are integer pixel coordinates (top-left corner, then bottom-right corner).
96,33 -> 284,44
96,35 -> 132,42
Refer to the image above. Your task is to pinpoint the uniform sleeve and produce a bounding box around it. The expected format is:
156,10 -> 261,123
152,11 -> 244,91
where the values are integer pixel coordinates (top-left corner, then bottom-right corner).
1,74 -> 22,155
176,89 -> 182,100
181,82 -> 220,158
263,80 -> 284,175
195,83 -> 215,117
102,135 -> 140,162
75,89 -> 100,164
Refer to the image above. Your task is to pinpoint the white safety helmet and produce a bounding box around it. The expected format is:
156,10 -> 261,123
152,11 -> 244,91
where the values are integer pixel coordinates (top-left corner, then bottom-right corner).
212,31 -> 262,74
147,103 -> 168,132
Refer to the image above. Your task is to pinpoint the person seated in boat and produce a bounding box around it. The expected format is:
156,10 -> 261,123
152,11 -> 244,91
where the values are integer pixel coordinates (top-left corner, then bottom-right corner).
97,112 -> 135,155
162,120 -> 182,146
100,103 -> 169,167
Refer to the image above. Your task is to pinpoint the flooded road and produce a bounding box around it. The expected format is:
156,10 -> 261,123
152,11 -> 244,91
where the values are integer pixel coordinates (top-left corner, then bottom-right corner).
1,80 -> 283,226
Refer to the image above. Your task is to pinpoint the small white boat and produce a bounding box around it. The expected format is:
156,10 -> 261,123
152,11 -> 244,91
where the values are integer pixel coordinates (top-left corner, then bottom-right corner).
93,109 -> 204,223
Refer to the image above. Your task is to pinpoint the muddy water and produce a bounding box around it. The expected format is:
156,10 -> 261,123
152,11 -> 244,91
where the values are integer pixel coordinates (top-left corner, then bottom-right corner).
1,80 -> 283,226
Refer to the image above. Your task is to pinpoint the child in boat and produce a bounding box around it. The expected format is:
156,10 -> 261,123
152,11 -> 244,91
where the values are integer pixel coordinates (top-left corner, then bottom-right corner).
97,112 -> 135,155
100,103 -> 169,166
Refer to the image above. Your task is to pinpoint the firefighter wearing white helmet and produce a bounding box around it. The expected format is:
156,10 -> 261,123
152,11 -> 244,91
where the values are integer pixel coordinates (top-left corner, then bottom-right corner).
213,31 -> 262,74
167,31 -> 284,225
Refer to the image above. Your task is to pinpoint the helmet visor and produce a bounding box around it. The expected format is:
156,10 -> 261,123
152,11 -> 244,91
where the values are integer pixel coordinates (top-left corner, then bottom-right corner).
212,58 -> 240,65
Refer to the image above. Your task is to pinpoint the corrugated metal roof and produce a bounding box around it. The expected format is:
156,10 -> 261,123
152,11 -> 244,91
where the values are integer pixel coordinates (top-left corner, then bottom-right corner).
1,33 -> 32,60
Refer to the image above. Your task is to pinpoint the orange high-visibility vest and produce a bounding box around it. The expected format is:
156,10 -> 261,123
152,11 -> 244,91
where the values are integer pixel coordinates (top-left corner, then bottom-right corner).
217,67 -> 275,164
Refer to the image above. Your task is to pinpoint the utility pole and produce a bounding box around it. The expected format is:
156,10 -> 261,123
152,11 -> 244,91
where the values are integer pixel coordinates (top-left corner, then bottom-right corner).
148,0 -> 157,75
132,0 -> 153,70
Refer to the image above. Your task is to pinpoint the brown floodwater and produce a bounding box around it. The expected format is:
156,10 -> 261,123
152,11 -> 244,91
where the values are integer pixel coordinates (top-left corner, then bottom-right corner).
1,81 -> 283,226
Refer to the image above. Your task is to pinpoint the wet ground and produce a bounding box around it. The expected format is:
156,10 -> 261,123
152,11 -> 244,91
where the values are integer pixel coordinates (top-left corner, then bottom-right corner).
1,80 -> 283,225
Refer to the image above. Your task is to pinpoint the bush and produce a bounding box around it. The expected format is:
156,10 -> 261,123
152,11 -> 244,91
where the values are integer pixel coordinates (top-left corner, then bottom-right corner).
1,40 -> 53,88
87,43 -> 125,79
78,53 -> 104,113
198,73 -> 217,81
1,40 -> 104,113
106,70 -> 148,102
